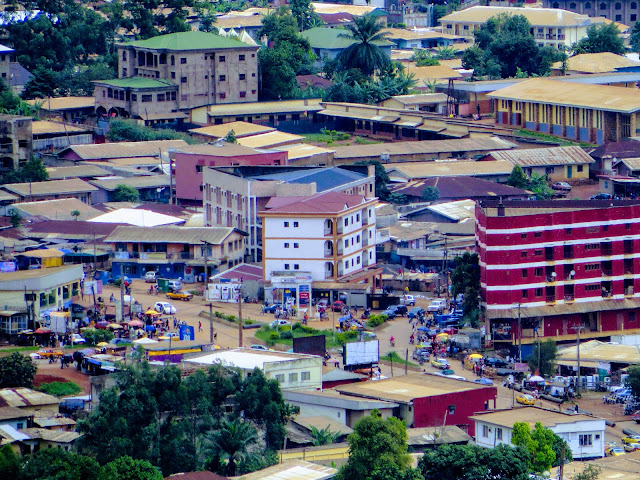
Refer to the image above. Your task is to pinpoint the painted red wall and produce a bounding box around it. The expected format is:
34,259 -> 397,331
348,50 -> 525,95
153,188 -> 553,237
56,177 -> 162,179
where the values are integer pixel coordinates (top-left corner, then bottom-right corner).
173,150 -> 288,203
412,387 -> 497,436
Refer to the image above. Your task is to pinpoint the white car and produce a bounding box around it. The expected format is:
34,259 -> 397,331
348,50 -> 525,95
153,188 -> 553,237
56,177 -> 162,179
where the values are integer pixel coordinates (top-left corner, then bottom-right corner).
270,319 -> 291,328
400,295 -> 416,306
154,302 -> 177,315
70,334 -> 86,344
144,271 -> 157,283
167,280 -> 182,292
427,299 -> 446,313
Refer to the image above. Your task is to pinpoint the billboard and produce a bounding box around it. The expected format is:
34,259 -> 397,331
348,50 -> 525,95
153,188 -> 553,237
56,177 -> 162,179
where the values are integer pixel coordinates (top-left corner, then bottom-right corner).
293,335 -> 326,357
343,340 -> 379,367
179,325 -> 195,341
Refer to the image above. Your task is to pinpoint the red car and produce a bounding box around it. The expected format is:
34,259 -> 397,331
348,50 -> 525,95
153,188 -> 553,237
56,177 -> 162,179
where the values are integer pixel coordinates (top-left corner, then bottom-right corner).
632,410 -> 640,423
332,300 -> 345,312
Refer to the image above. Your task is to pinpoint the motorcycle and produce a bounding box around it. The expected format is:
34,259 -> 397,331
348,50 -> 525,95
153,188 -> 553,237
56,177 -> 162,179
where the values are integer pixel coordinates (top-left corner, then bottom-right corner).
360,309 -> 371,319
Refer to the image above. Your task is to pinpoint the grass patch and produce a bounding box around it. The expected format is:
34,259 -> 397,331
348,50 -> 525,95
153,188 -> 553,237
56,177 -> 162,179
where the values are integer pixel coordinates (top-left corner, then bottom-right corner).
354,136 -> 381,145
380,351 -> 419,367
515,129 -> 595,148
37,381 -> 82,397
0,346 -> 39,355
302,129 -> 351,145
255,323 -> 359,349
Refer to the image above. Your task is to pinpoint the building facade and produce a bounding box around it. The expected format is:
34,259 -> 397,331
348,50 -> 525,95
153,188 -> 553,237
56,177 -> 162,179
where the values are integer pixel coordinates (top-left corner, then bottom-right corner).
0,115 -> 32,174
439,6 -> 592,50
477,200 -> 640,354
544,0 -> 639,25
259,192 -> 378,282
489,78 -> 640,144
94,31 -> 259,119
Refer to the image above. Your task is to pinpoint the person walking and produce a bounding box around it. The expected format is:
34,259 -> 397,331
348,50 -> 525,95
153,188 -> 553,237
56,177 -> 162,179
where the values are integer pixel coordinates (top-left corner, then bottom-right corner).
198,321 -> 202,332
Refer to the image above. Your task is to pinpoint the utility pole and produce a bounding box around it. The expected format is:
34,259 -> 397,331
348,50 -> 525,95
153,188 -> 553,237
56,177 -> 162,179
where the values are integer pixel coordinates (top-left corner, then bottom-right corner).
441,236 -> 448,298
120,275 -> 125,324
572,325 -> 586,396
238,289 -> 243,347
206,303 -> 214,344
517,302 -> 522,363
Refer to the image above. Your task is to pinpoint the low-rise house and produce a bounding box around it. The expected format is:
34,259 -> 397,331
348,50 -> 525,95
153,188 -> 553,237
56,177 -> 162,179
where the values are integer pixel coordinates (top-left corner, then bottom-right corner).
590,140 -> 640,177
552,52 -> 640,75
385,159 -> 515,183
10,198 -> 102,221
236,131 -> 304,149
335,373 -> 497,434
235,459 -> 336,480
382,28 -> 463,49
31,120 -> 93,151
188,121 -> 275,142
184,348 -> 323,391
0,114 -> 32,175
379,93 -> 448,114
0,407 -> 32,430
27,96 -> 95,123
105,225 -> 246,281
472,407 -> 605,459
406,65 -> 463,89
1,178 -> 98,204
480,146 -> 594,182
57,139 -> 188,163
283,389 -> 398,428
45,165 -> 111,181
488,78 -> 640,144
89,175 -> 170,203
0,388 -> 60,417
20,428 -> 81,452
88,208 -> 185,227
406,425 -> 472,451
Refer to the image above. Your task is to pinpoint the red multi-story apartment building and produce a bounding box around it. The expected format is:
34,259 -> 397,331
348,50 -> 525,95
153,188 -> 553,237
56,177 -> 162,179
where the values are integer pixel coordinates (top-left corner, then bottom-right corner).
477,200 -> 640,355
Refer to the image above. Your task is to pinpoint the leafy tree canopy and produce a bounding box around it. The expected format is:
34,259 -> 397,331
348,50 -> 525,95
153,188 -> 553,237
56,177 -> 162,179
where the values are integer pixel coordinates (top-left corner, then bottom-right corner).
20,448 -> 101,480
289,0 -> 323,31
573,23 -> 625,55
0,157 -> 49,185
527,339 -> 558,377
512,422 -> 556,473
106,119 -> 193,143
450,252 -> 481,327
421,186 -> 439,202
112,184 -> 140,202
412,49 -> 440,66
626,365 -> 640,399
0,352 -> 37,388
631,21 -> 640,53
98,456 -> 163,480
507,164 -> 528,189
353,159 -> 389,200
337,411 -> 412,480
336,14 -> 392,77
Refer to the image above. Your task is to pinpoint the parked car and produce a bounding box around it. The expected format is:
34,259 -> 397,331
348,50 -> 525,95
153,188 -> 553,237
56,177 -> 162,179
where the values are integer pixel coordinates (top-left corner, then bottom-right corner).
144,271 -> 157,283
431,357 -> 450,369
111,338 -> 131,345
427,299 -> 447,313
70,334 -> 86,345
605,443 -> 625,456
387,305 -> 408,316
474,378 -> 494,386
590,193 -> 613,200
331,300 -> 345,312
166,291 -> 193,301
400,295 -> 416,306
621,435 -> 640,445
434,369 -> 466,380
263,302 -> 283,314
154,302 -> 177,315
516,394 -> 535,405
270,319 -> 291,328
408,307 -> 426,318
484,357 -> 509,369
250,344 -> 269,351
552,182 -> 572,191
167,280 -> 182,292
381,308 -> 397,319
624,442 -> 640,452
632,410 -> 640,423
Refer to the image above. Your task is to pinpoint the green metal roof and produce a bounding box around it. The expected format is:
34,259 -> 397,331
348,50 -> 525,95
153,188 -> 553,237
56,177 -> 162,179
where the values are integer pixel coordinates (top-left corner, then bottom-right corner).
121,31 -> 256,51
94,77 -> 176,89
301,27 -> 393,50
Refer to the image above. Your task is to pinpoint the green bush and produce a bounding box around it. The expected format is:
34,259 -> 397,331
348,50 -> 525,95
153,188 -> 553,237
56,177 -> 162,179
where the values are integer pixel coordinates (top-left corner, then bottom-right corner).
280,330 -> 293,340
37,381 -> 82,397
244,319 -> 254,325
226,315 -> 236,323
269,332 -> 280,340
367,314 -> 388,328
82,328 -> 114,346
292,322 -> 320,334
335,330 -> 359,345
214,311 -> 223,318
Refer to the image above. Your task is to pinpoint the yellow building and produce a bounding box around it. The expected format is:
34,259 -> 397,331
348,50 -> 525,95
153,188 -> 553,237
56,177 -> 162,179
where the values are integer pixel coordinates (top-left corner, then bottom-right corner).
488,78 -> 640,144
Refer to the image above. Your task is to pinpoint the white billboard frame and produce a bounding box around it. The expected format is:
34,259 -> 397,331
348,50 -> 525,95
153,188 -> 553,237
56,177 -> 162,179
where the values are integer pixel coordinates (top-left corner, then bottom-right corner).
344,339 -> 379,366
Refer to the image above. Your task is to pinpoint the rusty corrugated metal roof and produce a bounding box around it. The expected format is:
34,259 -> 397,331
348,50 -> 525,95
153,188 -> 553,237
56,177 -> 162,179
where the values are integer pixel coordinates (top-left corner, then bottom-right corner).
0,388 -> 59,408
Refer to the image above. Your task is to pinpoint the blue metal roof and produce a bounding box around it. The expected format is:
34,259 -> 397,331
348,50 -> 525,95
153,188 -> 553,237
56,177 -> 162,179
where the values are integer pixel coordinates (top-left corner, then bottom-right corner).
250,167 -> 365,192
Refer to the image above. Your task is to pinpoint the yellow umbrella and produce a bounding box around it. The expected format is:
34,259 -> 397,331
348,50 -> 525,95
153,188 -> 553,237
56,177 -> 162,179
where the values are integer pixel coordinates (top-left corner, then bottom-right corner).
214,345 -> 221,350
96,342 -> 109,347
107,323 -> 123,329
436,333 -> 449,338
145,309 -> 160,315
468,353 -> 483,359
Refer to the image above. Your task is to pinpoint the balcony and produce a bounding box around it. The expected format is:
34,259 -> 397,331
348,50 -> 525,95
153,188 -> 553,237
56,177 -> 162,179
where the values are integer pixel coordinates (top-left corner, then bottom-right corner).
564,294 -> 575,302
546,275 -> 556,283
337,245 -> 344,256
337,267 -> 344,277
337,225 -> 343,235
363,257 -> 369,267
362,216 -> 369,225
324,249 -> 333,258
546,295 -> 556,303
546,34 -> 557,39
627,286 -> 635,296
325,270 -> 334,279
558,34 -> 565,40
139,252 -> 167,260
362,236 -> 369,247
602,269 -> 612,276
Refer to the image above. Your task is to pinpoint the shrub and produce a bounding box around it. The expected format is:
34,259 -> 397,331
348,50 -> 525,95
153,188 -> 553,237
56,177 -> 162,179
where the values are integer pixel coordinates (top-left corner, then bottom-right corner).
37,381 -> 82,397
367,314 -> 388,328
214,311 -> 223,318
269,332 -> 280,340
280,330 -> 293,340
244,319 -> 254,325
83,328 -> 114,346
226,315 -> 236,323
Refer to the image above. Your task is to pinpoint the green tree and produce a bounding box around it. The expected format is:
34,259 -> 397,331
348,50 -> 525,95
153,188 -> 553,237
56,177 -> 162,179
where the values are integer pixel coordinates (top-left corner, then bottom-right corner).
203,419 -> 257,476
8,209 -> 22,228
310,425 -> 341,446
573,23 -> 625,55
436,46 -> 458,60
112,184 -> 140,202
0,444 -> 19,480
529,173 -> 553,199
388,192 -> 409,205
71,209 -> 81,220
337,411 -> 412,480
354,160 -> 389,200
418,443 -> 529,480
507,164 -> 528,189
421,186 -> 439,202
573,465 -> 601,480
99,456 -> 163,480
412,49 -> 440,66
631,21 -> 640,53
0,352 -> 37,388
511,422 -> 556,473
224,129 -> 238,144
527,339 -> 558,377
336,14 -> 391,76
625,365 -> 640,399
450,252 -> 481,327
290,0 -> 323,31
20,449 -> 101,480
82,328 -> 115,346
106,119 -> 192,143
551,432 -> 572,467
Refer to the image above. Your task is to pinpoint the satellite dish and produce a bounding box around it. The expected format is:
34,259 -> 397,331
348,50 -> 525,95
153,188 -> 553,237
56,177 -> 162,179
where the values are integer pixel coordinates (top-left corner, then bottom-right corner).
551,272 -> 557,277
570,270 -> 576,277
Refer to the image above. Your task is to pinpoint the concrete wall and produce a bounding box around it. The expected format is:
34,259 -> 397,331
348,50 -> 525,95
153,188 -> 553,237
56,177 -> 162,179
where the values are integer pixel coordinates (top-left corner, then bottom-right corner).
264,356 -> 323,390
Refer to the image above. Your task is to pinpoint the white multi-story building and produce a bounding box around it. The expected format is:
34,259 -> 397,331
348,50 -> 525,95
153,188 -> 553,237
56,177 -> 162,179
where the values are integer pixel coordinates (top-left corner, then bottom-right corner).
471,407 -> 605,460
259,192 -> 378,282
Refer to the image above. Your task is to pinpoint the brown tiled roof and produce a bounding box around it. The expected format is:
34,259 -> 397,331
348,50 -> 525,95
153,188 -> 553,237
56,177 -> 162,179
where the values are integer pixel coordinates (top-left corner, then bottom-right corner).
391,176 -> 529,199
590,140 -> 640,159
27,96 -> 95,111
263,191 -> 371,214
2,179 -> 98,197
485,146 -> 595,167
58,140 -> 188,160
46,165 -> 111,180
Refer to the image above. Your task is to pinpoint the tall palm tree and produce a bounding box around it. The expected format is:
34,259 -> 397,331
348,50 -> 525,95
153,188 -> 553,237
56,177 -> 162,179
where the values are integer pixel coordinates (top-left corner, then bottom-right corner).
204,419 -> 257,476
337,14 -> 391,76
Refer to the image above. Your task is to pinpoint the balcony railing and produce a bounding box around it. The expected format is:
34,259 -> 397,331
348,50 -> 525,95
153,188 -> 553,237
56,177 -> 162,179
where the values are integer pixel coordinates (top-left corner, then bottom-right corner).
546,275 -> 555,282
337,225 -> 343,235
337,267 -> 344,277
337,245 -> 343,256
324,228 -> 333,236
546,295 -> 556,303
363,257 -> 369,267
324,249 -> 333,258
362,216 -> 369,225
564,294 -> 574,302
325,270 -> 334,279
627,286 -> 635,296
362,236 -> 369,247
602,269 -> 612,276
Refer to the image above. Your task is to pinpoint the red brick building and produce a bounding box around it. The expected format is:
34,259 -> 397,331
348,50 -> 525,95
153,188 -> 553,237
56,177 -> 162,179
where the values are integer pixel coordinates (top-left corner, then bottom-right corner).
477,200 -> 640,356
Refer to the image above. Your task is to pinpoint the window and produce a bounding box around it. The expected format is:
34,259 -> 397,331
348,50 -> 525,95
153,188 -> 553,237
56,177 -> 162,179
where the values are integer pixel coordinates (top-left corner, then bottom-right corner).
219,75 -> 226,81
356,213 -> 360,221
284,264 -> 290,270
294,264 -> 299,270
141,94 -> 152,102
284,243 -> 290,248
496,428 -> 503,440
219,55 -> 226,62
482,425 -> 489,437
545,167 -> 555,174
344,260 -> 348,268
239,91 -> 246,98
196,165 -> 203,173
615,2 -> 621,9
521,233 -> 527,239
131,94 -> 137,101
535,288 -> 543,296
535,249 -> 542,255
293,221 -> 299,227
289,373 -> 298,382
566,228 -> 572,234
239,73 -> 246,80
180,57 -> 187,64
579,434 -> 593,446
344,239 -> 348,248
275,374 -> 284,382
122,68 -> 127,76
521,251 -> 527,258
171,72 -> 176,79
535,267 -> 542,276
157,93 -> 165,102
301,371 -> 311,381
284,221 -> 289,227
522,269 -> 528,278
294,243 -> 299,248
534,232 -> 542,237
627,223 -> 632,230
181,76 -> 187,83
522,290 -> 528,298
239,54 -> 245,61
344,219 -> 348,227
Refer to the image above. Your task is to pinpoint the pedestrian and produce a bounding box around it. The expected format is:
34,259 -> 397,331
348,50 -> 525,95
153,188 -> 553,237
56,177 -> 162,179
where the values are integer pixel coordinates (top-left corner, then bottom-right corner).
198,321 -> 202,332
